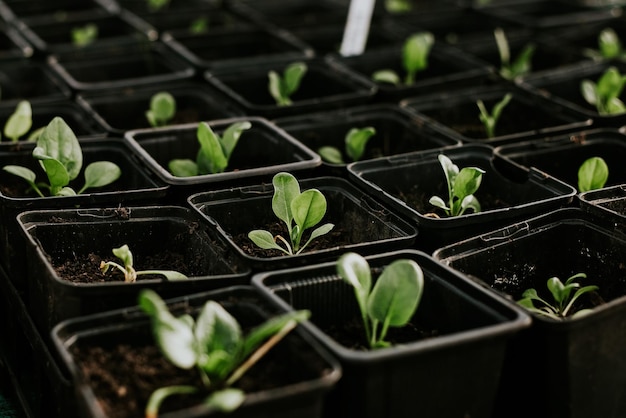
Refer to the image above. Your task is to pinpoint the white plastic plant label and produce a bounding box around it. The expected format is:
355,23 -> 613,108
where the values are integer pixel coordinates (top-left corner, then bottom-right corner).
339,0 -> 376,56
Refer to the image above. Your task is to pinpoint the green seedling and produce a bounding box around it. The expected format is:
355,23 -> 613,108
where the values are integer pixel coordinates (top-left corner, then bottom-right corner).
168,121 -> 251,176
268,62 -> 307,106
477,93 -> 512,138
3,100 -> 32,142
372,32 -> 434,86
147,0 -> 169,12
71,23 -> 98,47
584,28 -> 626,61
337,252 -> 424,349
145,92 -> 176,127
494,27 -> 535,80
248,172 -> 334,255
189,17 -> 209,34
385,0 -> 412,13
139,289 -> 309,417
318,126 -> 376,164
517,273 -> 599,319
429,154 -> 485,217
578,156 -> 609,192
2,117 -> 121,197
100,244 -> 188,283
581,66 -> 626,115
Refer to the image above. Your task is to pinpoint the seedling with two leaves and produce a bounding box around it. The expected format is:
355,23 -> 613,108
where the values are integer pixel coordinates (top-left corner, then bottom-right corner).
372,32 -> 434,86
71,23 -> 98,47
581,66 -> 626,115
476,93 -> 512,138
583,28 -> 626,61
337,252 -> 424,349
146,92 -> 176,127
578,156 -> 609,192
248,172 -> 334,255
138,289 -> 310,417
2,117 -> 121,197
429,154 -> 485,217
268,62 -> 307,106
168,121 -> 251,176
100,244 -> 188,283
317,126 -> 376,164
517,273 -> 599,319
494,27 -> 535,80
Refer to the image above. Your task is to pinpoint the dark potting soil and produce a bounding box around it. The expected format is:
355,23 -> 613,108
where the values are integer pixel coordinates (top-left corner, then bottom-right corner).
397,185 -> 511,215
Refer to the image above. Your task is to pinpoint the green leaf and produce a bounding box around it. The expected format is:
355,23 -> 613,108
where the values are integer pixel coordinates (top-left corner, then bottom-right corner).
81,161 -> 121,192
547,276 -> 567,307
403,32 -> 434,82
371,70 -> 401,85
345,127 -> 375,162
3,165 -> 36,183
248,230 -> 291,254
195,301 -> 241,379
4,101 -> 32,142
32,152 -> 70,193
494,27 -> 510,66
35,117 -> 82,181
205,388 -> 245,413
599,28 -> 621,58
148,92 -> 176,126
459,195 -> 481,215
196,122 -> 228,174
298,222 -> 334,254
581,80 -> 599,106
291,189 -> 327,230
136,270 -> 188,281
283,62 -> 307,96
112,244 -> 133,269
578,156 -> 609,192
491,93 -> 513,122
220,121 -> 251,159
169,159 -> 198,177
271,172 -> 300,226
438,154 -> 459,195
318,146 -> 345,164
453,167 -> 485,199
241,310 -> 310,360
337,252 -> 372,318
428,195 -> 449,211
367,259 -> 424,327
268,70 -> 287,106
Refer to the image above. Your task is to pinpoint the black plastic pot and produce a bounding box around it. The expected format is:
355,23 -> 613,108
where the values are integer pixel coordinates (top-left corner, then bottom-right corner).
0,0 -> 116,23
273,104 -> 461,177
18,205 -> 251,333
329,42 -> 492,101
401,84 -> 592,146
52,286 -> 341,418
0,137 -> 168,288
347,143 -> 577,251
203,58 -> 377,118
47,40 -> 195,92
434,207 -> 626,418
579,183 -> 626,221
162,25 -> 313,71
494,128 -> 626,190
76,81 -> 244,136
252,249 -> 531,418
124,117 -> 320,199
0,57 -> 70,107
188,176 -> 417,272
0,21 -> 33,58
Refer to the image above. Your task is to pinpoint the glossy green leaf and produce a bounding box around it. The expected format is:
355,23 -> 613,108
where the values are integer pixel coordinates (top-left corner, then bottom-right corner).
318,146 -> 345,164
147,92 -> 176,127
195,301 -> 241,379
283,62 -> 307,96
220,121 -> 251,158
169,159 -> 198,177
205,388 -> 245,413
4,101 -> 32,142
291,188 -> 327,230
371,70 -> 401,85
345,127 -> 375,162
197,122 -> 228,174
81,161 -> 121,192
35,117 -> 82,181
403,32 -> 434,83
578,156 -> 609,192
242,310 -> 309,359
337,252 -> 372,318
271,172 -> 300,226
248,230 -> 291,254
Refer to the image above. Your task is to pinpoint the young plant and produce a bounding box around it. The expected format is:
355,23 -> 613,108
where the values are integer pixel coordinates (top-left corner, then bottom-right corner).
268,62 -> 307,106
3,100 -> 32,142
372,32 -> 435,86
248,172 -> 334,255
2,117 -> 122,197
578,156 -> 609,192
168,121 -> 251,176
337,252 -> 424,349
429,154 -> 485,217
189,17 -> 209,34
580,66 -> 626,115
100,244 -> 188,283
147,0 -> 169,12
145,92 -> 176,127
476,93 -> 512,138
385,0 -> 412,13
317,126 -> 376,164
494,27 -> 536,80
517,273 -> 599,319
138,289 -> 309,417
583,28 -> 626,61
71,23 -> 98,47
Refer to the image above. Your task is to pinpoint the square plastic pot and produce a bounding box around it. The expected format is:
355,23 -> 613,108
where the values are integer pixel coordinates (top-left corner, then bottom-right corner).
229,0 -> 349,30
203,58 -> 377,118
188,176 -> 417,272
76,81 -> 244,136
124,117 -> 321,198
494,128 -> 626,190
0,57 -> 70,106
52,286 -> 342,418
579,183 -> 626,222
400,84 -> 592,146
433,207 -> 626,418
0,21 -> 33,58
0,137 -> 168,288
252,249 -> 531,418
347,143 -> 577,251
18,205 -> 251,333
137,7 -> 252,38
273,103 -> 461,177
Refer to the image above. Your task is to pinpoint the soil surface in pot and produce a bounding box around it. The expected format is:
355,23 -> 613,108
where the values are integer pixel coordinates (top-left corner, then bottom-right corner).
397,185 -> 512,215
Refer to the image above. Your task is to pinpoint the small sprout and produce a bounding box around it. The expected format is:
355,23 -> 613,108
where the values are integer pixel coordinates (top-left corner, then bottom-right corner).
477,93 -> 512,138
429,154 -> 485,217
578,156 -> 609,192
248,172 -> 334,255
372,32 -> 434,86
318,126 -> 376,164
581,66 -> 626,115
147,0 -> 169,12
385,0 -> 412,13
268,62 -> 307,106
145,92 -> 176,127
517,273 -> 599,319
71,23 -> 98,47
100,244 -> 188,283
584,28 -> 626,61
494,27 -> 535,80
189,17 -> 209,34
2,117 -> 121,197
3,100 -> 32,142
138,289 -> 309,417
169,121 -> 251,176
337,252 -> 424,349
